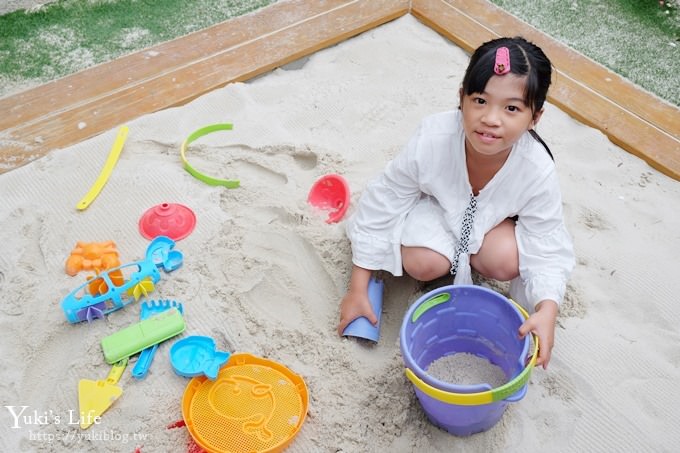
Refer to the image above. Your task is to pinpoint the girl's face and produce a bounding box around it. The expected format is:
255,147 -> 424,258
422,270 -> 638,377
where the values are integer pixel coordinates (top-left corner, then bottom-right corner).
460,74 -> 542,158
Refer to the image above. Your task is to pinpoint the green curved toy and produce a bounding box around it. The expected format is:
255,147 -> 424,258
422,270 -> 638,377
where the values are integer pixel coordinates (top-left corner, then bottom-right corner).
180,123 -> 240,188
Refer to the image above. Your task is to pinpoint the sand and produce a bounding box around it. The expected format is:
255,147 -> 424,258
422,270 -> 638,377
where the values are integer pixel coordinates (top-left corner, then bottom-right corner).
1,14 -> 679,452
427,354 -> 508,388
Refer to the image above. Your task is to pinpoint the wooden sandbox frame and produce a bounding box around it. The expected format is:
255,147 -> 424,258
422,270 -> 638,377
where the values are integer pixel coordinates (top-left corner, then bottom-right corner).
1,0 -> 678,180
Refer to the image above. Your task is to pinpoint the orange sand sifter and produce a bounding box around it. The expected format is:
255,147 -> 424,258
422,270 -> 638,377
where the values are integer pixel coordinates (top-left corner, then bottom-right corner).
181,353 -> 308,453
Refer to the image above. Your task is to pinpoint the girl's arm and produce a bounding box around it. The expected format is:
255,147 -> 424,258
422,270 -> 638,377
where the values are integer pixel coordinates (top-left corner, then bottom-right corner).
337,265 -> 376,335
513,169 -> 574,308
513,165 -> 574,369
346,124 -> 427,276
518,299 -> 558,369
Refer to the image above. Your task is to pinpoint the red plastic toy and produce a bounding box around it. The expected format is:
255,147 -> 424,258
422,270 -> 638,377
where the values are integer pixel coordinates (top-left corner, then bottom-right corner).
307,174 -> 350,224
139,203 -> 196,241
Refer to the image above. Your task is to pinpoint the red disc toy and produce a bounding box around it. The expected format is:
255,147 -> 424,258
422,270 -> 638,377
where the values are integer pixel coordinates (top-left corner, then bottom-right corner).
139,203 -> 196,241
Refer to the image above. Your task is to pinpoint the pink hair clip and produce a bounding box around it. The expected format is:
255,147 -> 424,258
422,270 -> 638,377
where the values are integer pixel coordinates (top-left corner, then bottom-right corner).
494,47 -> 511,75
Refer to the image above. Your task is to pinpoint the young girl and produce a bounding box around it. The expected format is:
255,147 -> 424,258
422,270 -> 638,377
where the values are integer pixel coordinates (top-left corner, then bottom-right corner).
337,37 -> 574,370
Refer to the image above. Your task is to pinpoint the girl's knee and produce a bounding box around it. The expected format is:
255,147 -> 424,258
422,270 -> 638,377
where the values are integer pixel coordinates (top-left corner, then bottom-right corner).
471,220 -> 519,281
486,260 -> 519,281
471,251 -> 518,281
402,247 -> 449,281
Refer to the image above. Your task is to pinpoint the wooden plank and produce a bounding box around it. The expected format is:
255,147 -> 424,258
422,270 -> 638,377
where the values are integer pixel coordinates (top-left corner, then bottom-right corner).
411,0 -> 680,180
0,0 -> 409,173
549,75 -> 679,174
3,0 -> 679,181
0,0 -> 358,132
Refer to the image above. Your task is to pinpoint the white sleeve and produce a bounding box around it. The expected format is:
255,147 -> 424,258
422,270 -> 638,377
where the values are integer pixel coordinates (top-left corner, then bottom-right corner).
345,125 -> 426,276
513,169 -> 575,308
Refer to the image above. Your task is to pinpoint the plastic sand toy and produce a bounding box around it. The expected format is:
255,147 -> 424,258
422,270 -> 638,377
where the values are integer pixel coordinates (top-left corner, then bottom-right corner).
132,300 -> 185,379
65,241 -> 121,276
139,203 -> 196,241
180,123 -> 240,188
400,285 -> 538,436
101,307 -> 186,364
342,277 -> 383,342
170,336 -> 231,380
307,174 -> 350,223
181,353 -> 308,453
76,125 -> 128,211
61,236 -> 183,323
78,359 -> 128,429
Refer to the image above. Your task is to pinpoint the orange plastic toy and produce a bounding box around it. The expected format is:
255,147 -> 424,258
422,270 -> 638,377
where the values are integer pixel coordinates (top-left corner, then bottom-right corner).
86,269 -> 125,296
182,353 -> 308,453
65,241 -> 121,276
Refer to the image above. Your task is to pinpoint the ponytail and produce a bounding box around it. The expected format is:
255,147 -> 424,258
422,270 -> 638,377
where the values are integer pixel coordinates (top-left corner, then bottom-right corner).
529,129 -> 554,161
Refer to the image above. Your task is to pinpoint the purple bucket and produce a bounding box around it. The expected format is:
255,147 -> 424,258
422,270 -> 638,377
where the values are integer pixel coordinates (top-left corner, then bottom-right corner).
399,285 -> 533,436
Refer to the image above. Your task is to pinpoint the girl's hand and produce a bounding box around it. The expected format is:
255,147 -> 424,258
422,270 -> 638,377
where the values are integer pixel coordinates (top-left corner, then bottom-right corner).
518,299 -> 558,369
337,288 -> 378,336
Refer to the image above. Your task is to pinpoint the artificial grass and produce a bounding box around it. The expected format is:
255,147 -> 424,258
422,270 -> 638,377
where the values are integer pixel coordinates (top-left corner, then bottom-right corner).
0,0 -> 277,97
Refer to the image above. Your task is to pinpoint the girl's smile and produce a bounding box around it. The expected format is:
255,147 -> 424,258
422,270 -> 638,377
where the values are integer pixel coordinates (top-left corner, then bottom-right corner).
476,131 -> 501,144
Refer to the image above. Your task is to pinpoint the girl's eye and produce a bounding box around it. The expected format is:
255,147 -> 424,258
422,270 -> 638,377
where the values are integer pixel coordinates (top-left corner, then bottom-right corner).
473,97 -> 486,105
507,105 -> 520,112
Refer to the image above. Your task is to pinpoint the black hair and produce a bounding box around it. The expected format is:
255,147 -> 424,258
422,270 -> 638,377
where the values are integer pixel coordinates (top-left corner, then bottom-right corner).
461,36 -> 554,160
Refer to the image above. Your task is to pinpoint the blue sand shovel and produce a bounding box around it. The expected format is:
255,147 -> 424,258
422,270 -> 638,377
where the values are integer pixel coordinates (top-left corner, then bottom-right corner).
342,277 -> 384,342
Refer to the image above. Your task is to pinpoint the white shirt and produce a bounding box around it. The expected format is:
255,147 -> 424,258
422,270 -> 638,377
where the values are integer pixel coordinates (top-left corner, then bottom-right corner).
346,110 -> 574,307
